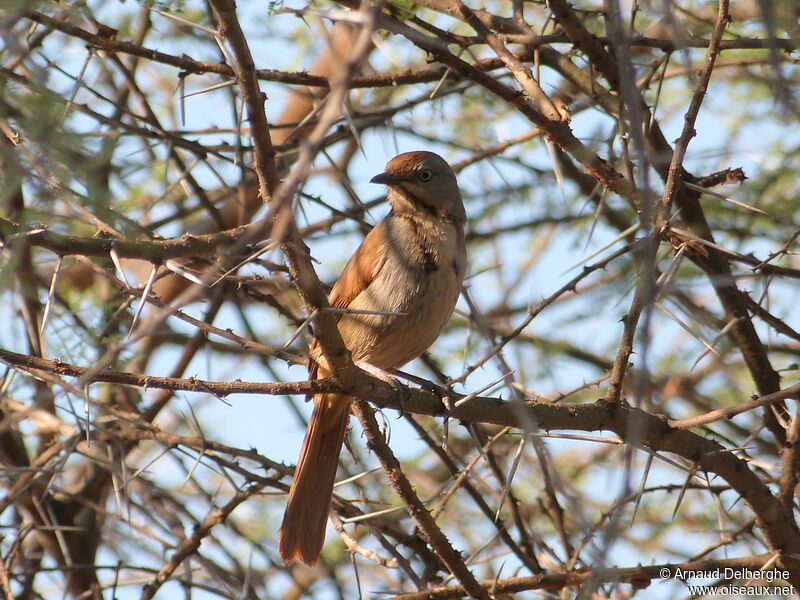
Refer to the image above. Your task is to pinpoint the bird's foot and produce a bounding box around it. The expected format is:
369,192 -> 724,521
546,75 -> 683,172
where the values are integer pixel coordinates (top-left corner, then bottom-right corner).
354,361 -> 410,418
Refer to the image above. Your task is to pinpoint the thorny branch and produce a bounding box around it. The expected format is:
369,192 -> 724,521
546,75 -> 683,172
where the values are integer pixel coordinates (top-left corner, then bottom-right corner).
1,0 -> 799,598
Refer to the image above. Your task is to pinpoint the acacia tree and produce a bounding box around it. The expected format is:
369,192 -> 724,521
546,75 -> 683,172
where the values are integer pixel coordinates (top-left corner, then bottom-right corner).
1,0 -> 799,598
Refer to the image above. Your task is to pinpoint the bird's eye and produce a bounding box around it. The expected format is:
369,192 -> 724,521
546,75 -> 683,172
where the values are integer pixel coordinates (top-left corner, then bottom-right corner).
419,169 -> 432,182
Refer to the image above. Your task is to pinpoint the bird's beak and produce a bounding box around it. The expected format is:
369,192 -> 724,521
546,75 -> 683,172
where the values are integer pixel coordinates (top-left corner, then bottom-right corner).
370,172 -> 401,185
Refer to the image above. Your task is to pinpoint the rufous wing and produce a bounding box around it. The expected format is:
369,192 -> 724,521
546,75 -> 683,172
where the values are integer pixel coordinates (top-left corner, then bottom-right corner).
327,220 -> 389,310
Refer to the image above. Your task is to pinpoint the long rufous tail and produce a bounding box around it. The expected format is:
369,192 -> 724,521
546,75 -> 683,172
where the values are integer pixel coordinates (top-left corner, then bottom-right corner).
278,390 -> 350,565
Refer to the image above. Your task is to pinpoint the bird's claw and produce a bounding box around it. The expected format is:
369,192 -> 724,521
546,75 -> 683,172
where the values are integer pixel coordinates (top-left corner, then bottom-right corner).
354,361 -> 409,418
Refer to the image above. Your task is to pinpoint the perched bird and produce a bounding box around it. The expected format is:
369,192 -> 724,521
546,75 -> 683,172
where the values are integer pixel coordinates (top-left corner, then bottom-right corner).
278,151 -> 467,565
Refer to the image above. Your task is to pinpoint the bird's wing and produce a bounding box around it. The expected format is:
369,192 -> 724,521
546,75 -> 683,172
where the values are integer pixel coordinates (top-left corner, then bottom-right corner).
327,220 -> 389,310
306,220 -> 388,378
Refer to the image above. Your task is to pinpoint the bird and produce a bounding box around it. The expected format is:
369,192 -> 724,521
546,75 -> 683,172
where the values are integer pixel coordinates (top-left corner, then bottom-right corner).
278,151 -> 467,565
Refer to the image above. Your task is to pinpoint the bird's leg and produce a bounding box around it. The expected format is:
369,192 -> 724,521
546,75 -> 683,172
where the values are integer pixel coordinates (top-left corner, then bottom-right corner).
354,361 -> 410,418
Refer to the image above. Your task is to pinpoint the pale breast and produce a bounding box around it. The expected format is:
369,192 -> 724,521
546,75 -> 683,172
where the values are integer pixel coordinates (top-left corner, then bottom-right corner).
337,214 -> 465,370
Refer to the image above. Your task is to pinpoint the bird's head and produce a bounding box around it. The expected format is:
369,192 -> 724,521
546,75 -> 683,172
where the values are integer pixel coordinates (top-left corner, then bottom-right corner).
370,151 -> 465,222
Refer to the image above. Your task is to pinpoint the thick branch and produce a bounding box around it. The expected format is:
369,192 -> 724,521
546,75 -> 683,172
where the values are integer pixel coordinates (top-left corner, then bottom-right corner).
0,348 -> 332,396
0,217 -> 255,259
387,554 -> 785,599
351,400 -> 491,599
